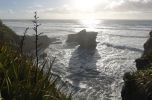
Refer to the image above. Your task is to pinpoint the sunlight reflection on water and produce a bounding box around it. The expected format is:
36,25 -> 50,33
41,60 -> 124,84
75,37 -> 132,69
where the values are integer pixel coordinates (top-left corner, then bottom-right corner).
79,19 -> 102,31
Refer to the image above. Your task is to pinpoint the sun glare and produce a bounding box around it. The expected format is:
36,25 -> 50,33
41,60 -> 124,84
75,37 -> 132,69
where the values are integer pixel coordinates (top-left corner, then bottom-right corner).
71,0 -> 102,30
80,19 -> 101,31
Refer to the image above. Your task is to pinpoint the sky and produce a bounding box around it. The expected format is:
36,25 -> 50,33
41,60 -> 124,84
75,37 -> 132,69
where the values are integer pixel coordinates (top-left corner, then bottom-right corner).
0,0 -> 152,19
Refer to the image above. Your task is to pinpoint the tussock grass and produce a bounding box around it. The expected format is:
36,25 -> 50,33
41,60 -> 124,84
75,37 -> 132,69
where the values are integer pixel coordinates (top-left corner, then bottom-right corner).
0,43 -> 71,100
0,17 -> 71,100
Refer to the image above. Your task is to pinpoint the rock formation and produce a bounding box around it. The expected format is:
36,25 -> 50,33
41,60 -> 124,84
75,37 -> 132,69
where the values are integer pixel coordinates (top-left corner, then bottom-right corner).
121,30 -> 152,100
135,30 -> 152,70
135,57 -> 150,70
66,29 -> 98,49
0,21 -> 19,43
143,30 -> 152,57
0,21 -> 57,55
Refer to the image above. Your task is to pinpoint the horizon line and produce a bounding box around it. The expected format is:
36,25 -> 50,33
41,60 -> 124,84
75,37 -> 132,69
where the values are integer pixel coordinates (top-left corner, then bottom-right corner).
2,18 -> 152,21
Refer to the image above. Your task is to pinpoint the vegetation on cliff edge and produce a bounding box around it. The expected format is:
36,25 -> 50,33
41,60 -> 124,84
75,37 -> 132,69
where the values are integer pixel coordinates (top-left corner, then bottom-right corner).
122,31 -> 152,100
0,19 -> 71,100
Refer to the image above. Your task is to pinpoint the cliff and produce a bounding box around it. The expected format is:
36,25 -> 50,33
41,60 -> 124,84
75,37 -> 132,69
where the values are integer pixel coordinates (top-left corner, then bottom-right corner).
122,31 -> 152,100
0,20 -> 57,54
0,20 -> 19,43
0,20 -> 71,100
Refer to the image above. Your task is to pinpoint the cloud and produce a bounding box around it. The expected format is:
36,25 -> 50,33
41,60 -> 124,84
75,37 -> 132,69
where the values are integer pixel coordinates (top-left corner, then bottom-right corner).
8,9 -> 14,14
104,0 -> 124,10
104,0 -> 152,12
3,0 -> 152,19
43,5 -> 72,13
24,0 -> 152,19
26,4 -> 73,14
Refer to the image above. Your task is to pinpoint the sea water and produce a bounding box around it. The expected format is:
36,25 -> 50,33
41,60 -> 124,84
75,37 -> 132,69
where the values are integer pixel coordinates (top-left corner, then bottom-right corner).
3,19 -> 152,100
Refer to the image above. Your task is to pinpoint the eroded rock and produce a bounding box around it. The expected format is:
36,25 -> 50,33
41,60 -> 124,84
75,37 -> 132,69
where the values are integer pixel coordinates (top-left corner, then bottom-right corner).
135,57 -> 151,70
66,29 -> 98,49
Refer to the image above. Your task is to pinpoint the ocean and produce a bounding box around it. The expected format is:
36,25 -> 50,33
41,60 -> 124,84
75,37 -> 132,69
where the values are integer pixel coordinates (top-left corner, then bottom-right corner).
2,19 -> 152,100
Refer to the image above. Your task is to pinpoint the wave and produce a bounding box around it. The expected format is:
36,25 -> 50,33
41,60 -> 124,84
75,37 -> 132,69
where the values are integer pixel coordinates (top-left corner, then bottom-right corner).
108,34 -> 148,38
97,27 -> 150,31
102,42 -> 143,53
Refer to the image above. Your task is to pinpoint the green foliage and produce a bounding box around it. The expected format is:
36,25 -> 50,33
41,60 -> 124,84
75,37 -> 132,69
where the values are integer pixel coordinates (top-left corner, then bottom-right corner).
0,18 -> 71,100
123,68 -> 152,99
0,23 -> 19,43
0,44 -> 71,100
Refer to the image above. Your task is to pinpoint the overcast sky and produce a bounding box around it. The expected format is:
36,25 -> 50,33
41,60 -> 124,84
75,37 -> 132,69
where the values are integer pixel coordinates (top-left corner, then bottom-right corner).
0,0 -> 152,19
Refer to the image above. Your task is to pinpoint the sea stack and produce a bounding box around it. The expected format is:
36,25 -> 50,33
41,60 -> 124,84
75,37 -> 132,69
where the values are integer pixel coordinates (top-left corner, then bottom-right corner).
66,29 -> 98,49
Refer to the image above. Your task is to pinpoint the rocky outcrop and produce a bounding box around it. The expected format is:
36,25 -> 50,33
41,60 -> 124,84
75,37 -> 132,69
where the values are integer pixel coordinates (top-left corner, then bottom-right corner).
121,31 -> 152,100
0,21 -> 57,55
135,31 -> 152,70
143,31 -> 152,57
0,22 -> 19,43
66,29 -> 98,49
135,57 -> 151,70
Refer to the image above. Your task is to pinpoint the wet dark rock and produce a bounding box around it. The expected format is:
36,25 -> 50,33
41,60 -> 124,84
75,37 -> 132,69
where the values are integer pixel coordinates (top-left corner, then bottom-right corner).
135,57 -> 151,70
66,29 -> 98,49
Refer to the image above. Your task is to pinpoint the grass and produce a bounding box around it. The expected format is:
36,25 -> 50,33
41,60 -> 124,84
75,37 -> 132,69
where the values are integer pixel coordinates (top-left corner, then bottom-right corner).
0,43 -> 71,100
122,67 -> 152,100
0,19 -> 71,100
125,68 -> 152,92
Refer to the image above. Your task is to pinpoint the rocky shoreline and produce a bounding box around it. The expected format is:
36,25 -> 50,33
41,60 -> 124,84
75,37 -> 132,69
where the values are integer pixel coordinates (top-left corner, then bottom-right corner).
121,31 -> 152,100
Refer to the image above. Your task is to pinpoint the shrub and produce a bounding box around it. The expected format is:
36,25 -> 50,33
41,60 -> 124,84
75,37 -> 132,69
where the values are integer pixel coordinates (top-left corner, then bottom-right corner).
0,16 -> 71,100
0,43 -> 71,100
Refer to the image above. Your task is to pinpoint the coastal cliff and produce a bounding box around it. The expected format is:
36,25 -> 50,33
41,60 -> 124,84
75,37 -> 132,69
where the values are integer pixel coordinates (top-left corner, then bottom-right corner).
0,20 -> 57,54
0,20 -> 71,100
121,31 -> 152,100
0,20 -> 19,43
